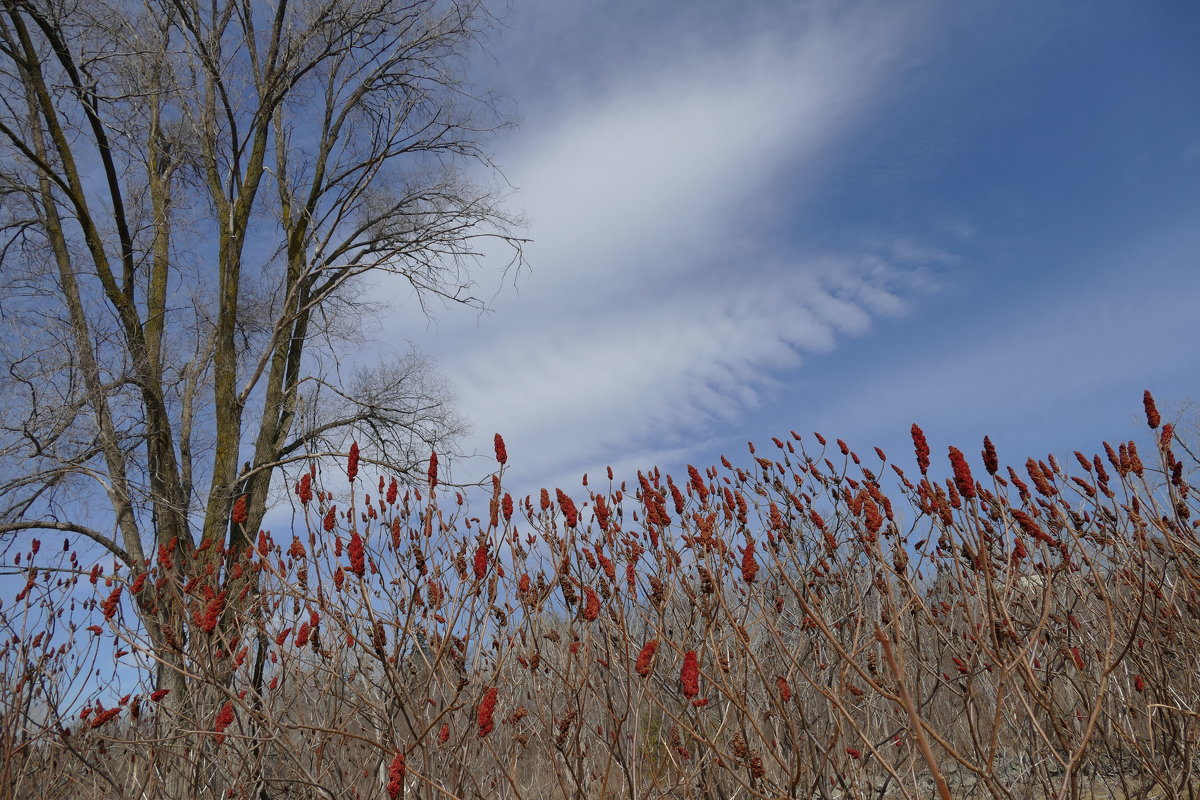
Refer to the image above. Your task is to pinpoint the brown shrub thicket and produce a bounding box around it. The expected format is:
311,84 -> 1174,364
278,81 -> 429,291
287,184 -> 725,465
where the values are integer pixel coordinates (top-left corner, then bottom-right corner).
2,396 -> 1198,799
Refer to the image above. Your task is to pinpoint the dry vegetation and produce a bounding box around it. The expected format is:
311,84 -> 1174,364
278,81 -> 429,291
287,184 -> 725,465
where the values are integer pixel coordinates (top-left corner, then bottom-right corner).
2,394 -> 1198,800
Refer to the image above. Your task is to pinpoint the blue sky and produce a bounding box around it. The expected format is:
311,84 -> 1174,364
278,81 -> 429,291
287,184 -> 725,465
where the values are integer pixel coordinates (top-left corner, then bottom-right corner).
379,0 -> 1200,492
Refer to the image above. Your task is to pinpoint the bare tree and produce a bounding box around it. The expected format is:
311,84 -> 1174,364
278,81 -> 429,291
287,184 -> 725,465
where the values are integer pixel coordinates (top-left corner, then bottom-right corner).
0,0 -> 521,773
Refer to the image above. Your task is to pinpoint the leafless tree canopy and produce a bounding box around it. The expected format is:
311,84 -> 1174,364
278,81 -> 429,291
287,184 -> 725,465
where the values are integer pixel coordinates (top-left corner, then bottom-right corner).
0,0 -> 519,567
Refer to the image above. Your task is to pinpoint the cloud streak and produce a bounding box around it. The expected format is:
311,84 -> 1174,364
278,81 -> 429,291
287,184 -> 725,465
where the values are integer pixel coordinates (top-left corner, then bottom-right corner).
451,258 -> 919,482
384,4 -> 940,488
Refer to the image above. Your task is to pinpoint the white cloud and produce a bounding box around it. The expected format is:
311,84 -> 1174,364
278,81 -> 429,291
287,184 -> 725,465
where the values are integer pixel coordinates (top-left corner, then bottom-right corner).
384,3 -> 939,489
443,257 -> 922,488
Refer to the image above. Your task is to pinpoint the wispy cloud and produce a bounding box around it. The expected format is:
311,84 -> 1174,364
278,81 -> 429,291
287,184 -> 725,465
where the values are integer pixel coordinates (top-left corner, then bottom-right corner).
454,257 -> 922,480
393,5 -> 946,488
